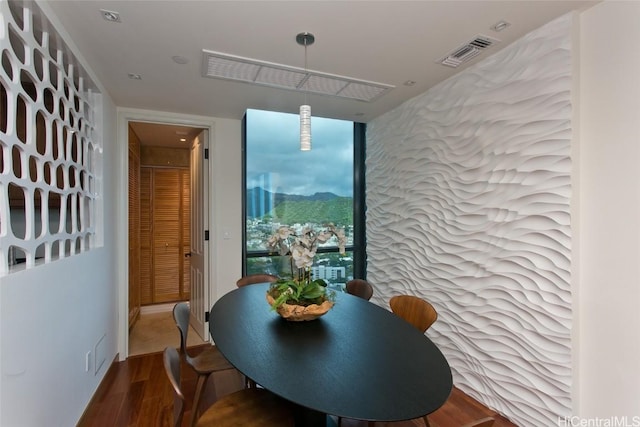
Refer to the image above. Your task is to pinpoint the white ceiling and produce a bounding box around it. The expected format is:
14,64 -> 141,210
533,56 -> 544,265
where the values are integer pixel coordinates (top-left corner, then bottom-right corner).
42,0 -> 597,145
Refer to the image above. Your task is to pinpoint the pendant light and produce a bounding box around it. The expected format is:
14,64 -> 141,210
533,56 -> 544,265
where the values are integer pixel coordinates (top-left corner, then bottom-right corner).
297,32 -> 314,151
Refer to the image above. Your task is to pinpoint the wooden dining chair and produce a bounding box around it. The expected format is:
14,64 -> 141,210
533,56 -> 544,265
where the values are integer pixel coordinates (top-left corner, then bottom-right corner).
173,302 -> 236,426
236,273 -> 279,287
338,279 -> 373,427
233,273 -> 278,388
163,346 -> 295,427
337,279 -> 373,427
387,294 -> 438,427
345,279 -> 374,300
389,294 -> 438,333
462,417 -> 496,427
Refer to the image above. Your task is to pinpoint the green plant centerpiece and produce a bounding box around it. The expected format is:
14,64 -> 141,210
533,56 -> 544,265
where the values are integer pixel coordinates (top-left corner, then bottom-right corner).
265,224 -> 346,321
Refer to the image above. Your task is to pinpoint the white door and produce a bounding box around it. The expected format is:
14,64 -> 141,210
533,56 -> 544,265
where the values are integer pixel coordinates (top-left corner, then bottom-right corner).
189,130 -> 209,340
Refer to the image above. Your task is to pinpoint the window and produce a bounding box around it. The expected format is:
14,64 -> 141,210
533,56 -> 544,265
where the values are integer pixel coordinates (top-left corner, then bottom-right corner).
243,109 -> 366,289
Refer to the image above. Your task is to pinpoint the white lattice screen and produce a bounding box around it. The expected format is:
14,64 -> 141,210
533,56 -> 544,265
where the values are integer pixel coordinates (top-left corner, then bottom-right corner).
0,1 -> 101,275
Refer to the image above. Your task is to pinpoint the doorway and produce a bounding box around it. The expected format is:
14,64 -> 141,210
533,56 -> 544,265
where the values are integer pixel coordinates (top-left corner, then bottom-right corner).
127,120 -> 206,356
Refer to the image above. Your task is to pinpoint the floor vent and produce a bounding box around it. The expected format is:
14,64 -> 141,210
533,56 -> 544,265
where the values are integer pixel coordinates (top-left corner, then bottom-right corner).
437,35 -> 499,68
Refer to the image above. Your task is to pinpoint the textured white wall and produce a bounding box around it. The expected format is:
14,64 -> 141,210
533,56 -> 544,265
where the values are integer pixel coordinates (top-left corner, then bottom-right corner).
367,14 -> 573,426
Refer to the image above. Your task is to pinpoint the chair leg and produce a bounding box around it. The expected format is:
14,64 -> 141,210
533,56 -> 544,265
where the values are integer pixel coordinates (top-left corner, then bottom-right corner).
423,415 -> 431,427
245,376 -> 257,388
189,373 -> 212,427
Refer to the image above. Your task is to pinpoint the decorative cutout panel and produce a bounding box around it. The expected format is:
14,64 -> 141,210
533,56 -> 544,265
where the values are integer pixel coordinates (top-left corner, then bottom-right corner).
366,15 -> 572,426
0,1 -> 101,274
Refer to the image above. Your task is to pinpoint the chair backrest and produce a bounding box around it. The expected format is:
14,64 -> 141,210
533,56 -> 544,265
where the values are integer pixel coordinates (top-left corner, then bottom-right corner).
345,279 -> 373,301
236,273 -> 279,287
165,348 -> 295,427
389,295 -> 438,333
173,302 -> 190,355
462,417 -> 496,427
163,347 -> 186,427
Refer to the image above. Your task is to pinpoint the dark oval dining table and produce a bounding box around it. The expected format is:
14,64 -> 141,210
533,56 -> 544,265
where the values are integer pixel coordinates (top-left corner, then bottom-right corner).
209,282 -> 452,426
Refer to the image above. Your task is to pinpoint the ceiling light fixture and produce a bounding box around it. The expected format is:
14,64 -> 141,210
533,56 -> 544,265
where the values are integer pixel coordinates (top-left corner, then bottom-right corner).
296,32 -> 314,151
172,55 -> 189,65
491,20 -> 511,32
127,73 -> 142,80
100,9 -> 121,23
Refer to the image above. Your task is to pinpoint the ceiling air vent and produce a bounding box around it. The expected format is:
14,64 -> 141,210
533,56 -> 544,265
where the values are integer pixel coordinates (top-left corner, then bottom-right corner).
437,35 -> 499,68
201,50 -> 394,102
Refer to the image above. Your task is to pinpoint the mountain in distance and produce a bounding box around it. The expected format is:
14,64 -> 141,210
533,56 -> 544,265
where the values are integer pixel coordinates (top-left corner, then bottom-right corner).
246,187 -> 352,225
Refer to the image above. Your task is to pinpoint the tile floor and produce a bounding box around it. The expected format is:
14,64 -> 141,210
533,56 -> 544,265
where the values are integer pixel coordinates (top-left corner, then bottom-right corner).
128,303 -> 206,357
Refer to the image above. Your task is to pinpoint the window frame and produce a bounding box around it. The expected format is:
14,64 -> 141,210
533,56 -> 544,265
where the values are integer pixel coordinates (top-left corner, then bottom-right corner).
241,113 -> 366,280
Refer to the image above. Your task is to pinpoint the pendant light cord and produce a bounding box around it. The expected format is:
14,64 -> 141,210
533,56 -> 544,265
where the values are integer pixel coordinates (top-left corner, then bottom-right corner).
303,37 -> 308,105
297,32 -> 314,151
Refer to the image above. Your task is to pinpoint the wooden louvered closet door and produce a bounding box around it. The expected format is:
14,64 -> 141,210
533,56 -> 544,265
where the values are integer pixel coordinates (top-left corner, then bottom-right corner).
128,140 -> 141,327
181,168 -> 191,301
140,167 -> 190,304
140,168 -> 153,304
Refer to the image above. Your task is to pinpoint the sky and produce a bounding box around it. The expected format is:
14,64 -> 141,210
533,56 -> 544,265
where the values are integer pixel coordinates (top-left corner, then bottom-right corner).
246,109 -> 354,197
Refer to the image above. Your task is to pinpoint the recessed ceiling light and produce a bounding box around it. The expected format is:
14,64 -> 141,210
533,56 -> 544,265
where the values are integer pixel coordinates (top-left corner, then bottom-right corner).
403,80 -> 416,87
491,20 -> 511,32
100,9 -> 121,23
180,138 -> 187,142
128,73 -> 142,80
172,55 -> 189,65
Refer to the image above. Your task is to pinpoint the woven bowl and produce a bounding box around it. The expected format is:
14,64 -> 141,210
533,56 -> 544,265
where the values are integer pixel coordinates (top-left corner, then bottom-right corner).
266,293 -> 334,321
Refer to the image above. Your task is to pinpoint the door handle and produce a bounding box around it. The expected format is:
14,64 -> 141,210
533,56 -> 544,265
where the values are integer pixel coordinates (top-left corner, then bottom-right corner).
185,253 -> 192,258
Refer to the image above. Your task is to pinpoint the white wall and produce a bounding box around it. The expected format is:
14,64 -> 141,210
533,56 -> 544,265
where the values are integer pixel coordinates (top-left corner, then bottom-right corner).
0,2 -> 120,424
0,96 -> 119,426
210,118 -> 243,301
577,1 -> 640,418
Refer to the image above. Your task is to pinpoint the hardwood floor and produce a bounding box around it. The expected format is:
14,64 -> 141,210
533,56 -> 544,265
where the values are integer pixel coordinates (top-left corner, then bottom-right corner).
78,346 -> 517,427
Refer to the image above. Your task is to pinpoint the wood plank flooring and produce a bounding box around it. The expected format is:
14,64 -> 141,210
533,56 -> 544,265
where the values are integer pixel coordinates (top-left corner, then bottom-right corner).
78,346 -> 518,427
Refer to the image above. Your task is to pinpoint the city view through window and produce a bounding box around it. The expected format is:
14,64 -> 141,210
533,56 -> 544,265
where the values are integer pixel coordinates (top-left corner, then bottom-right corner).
245,109 -> 355,289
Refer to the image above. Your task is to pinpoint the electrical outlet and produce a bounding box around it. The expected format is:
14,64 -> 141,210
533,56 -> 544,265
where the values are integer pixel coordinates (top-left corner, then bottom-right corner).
85,351 -> 91,372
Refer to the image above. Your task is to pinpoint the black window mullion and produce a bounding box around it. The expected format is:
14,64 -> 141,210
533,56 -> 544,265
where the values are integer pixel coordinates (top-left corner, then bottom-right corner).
353,122 -> 367,280
241,114 -> 248,275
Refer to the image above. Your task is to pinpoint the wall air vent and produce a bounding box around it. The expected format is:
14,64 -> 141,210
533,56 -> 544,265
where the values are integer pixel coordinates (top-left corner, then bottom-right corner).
437,35 -> 500,68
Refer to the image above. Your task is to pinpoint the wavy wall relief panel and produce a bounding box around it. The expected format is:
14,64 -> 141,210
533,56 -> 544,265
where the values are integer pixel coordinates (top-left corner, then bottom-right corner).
366,14 -> 573,426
